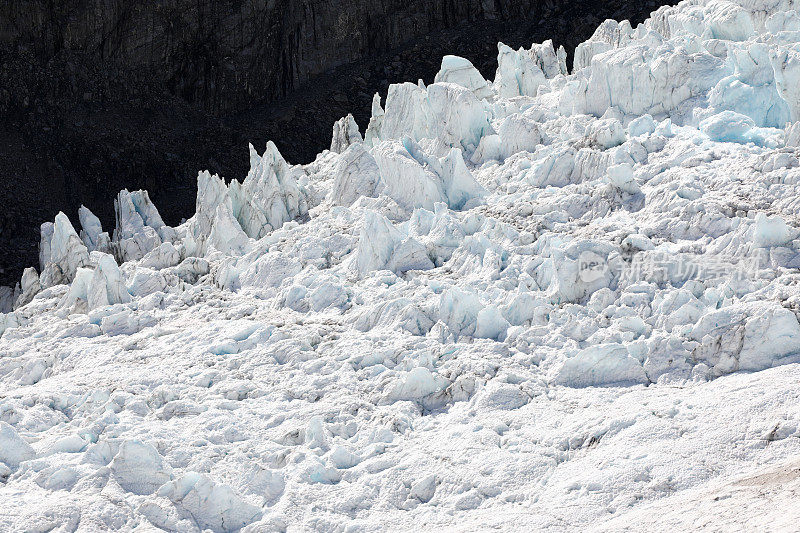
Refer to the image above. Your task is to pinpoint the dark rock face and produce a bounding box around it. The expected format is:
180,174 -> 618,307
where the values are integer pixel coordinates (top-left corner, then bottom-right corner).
0,0 -> 674,287
1,1 -> 537,112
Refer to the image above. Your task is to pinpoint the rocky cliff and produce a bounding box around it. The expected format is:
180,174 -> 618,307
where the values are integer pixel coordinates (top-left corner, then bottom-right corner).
1,0 -> 540,112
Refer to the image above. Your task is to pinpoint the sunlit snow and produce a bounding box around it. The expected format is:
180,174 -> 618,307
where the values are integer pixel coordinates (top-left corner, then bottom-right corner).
3,0 -> 800,530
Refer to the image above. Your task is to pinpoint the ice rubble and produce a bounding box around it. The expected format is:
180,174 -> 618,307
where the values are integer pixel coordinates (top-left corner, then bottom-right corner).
4,0 -> 800,530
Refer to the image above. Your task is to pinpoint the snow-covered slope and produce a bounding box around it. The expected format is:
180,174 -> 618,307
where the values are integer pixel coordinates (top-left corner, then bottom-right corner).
3,0 -> 800,530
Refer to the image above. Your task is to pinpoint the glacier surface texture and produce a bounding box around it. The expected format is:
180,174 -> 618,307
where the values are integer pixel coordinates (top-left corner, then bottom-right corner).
3,0 -> 800,530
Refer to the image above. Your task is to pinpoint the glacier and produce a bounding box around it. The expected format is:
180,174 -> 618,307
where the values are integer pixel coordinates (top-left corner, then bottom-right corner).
3,0 -> 800,530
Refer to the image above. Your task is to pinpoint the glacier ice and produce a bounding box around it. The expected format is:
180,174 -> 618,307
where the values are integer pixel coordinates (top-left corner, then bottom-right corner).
330,113 -> 363,153
112,189 -> 176,262
375,81 -> 495,154
371,140 -> 450,211
690,301 -> 800,374
552,343 -> 649,387
158,472 -> 262,531
329,142 -> 382,206
494,39 -> 566,98
606,163 -> 642,194
5,0 -> 800,529
230,141 -> 308,239
752,212 -> 798,247
78,205 -> 108,252
111,440 -> 172,495
87,252 -> 131,310
0,422 -> 36,469
14,267 -> 41,308
187,169 -> 232,254
207,202 -> 253,256
386,366 -> 449,402
700,110 -> 782,145
434,55 -> 493,100
352,210 -> 433,276
38,212 -> 91,289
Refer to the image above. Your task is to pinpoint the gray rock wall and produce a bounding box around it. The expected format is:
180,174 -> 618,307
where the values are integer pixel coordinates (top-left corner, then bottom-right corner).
0,0 -> 536,111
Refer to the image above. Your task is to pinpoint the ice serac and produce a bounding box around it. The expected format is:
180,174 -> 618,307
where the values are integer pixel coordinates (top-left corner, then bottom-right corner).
553,344 -> 649,387
564,15 -> 735,119
186,170 -> 231,256
401,137 -> 487,209
573,19 -> 634,71
59,267 -> 93,313
208,202 -> 252,256
752,213 -> 798,247
474,305 -> 511,340
368,138 -> 485,212
187,172 -> 252,258
113,189 -> 176,262
364,92 -> 385,147
38,222 -> 54,273
78,205 -> 108,252
707,43 -> 790,127
87,253 -> 131,310
330,113 -> 363,153
14,267 -> 41,308
111,440 -> 172,496
158,473 -> 262,532
329,143 -> 382,206
0,310 -> 23,338
439,287 -> 483,339
700,110 -> 782,146
494,39 -> 566,98
691,302 -> 800,375
39,212 -> 91,288
434,55 -> 492,100
387,367 -> 448,402
549,241 -> 619,304
573,43 -> 725,118
375,81 -> 494,154
0,422 -> 35,469
229,142 -> 307,239
607,163 -> 641,194
771,48 -> 800,122
472,111 -> 544,162
787,122 -> 800,148
371,140 -> 448,211
532,39 -> 568,78
353,211 -> 432,276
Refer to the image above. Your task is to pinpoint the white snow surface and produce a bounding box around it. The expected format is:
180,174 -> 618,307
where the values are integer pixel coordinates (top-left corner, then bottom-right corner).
4,0 -> 800,530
